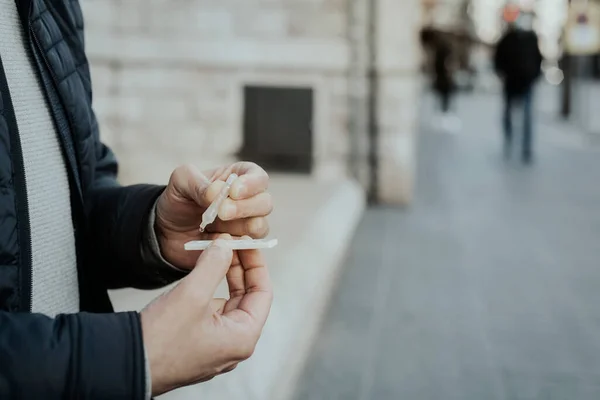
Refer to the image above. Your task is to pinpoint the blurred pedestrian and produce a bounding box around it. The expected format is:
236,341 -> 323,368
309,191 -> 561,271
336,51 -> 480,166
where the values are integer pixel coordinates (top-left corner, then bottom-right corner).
432,34 -> 461,133
494,15 -> 543,163
0,0 -> 273,398
433,35 -> 455,114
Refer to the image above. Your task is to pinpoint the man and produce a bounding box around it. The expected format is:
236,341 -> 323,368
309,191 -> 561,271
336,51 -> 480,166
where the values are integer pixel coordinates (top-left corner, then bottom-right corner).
0,0 -> 273,398
494,14 -> 543,163
433,35 -> 455,114
429,32 -> 461,133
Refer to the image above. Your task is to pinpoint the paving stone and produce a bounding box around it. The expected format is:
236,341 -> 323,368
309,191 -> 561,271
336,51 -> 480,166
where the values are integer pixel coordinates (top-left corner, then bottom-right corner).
295,90 -> 600,400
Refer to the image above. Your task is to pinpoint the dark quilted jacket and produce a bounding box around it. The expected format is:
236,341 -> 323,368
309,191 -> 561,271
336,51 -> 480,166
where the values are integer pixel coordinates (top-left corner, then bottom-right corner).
494,29 -> 543,95
0,1 -> 181,397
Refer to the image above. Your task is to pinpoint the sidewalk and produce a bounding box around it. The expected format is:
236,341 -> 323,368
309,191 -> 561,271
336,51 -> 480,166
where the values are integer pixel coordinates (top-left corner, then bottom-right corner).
295,90 -> 600,399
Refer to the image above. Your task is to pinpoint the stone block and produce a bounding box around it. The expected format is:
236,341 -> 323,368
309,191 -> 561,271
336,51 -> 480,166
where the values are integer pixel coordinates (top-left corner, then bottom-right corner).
113,0 -> 147,32
288,9 -> 346,39
89,63 -> 115,95
377,157 -> 414,206
145,1 -> 196,31
85,31 -> 350,71
376,0 -> 421,72
116,67 -> 231,100
376,131 -> 415,205
116,95 -> 193,124
92,94 -> 116,120
143,2 -> 235,37
234,7 -> 289,38
378,130 -> 415,166
96,118 -> 119,150
80,0 -> 116,30
190,9 -> 235,37
379,74 -> 419,100
378,102 -> 414,133
378,74 -> 420,132
348,77 -> 368,99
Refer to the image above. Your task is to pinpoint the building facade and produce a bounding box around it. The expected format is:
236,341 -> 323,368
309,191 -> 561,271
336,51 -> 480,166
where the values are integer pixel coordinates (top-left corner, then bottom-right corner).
82,0 -> 421,204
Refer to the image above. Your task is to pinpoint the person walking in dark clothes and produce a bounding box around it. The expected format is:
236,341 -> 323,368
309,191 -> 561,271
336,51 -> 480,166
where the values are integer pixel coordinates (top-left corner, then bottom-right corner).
433,36 -> 455,114
494,19 -> 543,163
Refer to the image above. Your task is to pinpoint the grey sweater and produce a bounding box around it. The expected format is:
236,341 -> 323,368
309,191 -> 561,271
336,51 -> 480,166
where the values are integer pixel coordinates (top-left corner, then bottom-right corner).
0,0 -> 79,316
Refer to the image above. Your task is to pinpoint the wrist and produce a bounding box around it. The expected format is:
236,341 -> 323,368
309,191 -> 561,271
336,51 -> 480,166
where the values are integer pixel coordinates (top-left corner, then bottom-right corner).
140,310 -> 173,397
141,199 -> 189,279
153,197 -> 169,251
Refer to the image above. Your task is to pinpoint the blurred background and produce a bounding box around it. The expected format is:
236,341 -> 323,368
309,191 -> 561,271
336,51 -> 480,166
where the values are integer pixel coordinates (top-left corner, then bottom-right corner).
81,0 -> 600,399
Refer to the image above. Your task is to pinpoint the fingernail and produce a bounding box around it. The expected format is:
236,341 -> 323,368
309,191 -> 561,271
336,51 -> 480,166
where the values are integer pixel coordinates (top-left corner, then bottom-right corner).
232,183 -> 246,199
211,239 -> 230,250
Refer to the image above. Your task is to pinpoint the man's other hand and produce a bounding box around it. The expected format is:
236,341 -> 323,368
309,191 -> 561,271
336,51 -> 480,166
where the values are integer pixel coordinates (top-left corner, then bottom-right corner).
155,162 -> 273,269
140,237 -> 273,396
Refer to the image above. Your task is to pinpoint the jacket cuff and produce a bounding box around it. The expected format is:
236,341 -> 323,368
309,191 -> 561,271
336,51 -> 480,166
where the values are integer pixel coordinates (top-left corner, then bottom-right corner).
76,312 -> 147,399
142,199 -> 188,273
144,340 -> 152,400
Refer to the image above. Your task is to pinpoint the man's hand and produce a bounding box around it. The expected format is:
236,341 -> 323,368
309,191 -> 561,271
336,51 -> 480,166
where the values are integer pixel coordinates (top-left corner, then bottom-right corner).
141,237 -> 273,396
155,163 -> 273,269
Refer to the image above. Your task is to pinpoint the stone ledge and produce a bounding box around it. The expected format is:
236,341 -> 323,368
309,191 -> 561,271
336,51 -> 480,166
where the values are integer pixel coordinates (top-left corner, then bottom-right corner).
108,175 -> 366,399
86,32 -> 350,72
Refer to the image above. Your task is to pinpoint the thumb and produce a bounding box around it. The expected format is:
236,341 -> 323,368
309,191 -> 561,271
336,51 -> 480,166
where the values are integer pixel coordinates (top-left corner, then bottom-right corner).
184,239 -> 233,301
171,164 -> 212,207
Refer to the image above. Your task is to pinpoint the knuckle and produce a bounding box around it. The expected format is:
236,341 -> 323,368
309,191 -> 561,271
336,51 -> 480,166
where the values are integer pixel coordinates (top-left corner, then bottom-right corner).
242,161 -> 268,177
204,181 -> 223,203
238,340 -> 257,360
264,194 -> 274,214
181,281 -> 209,304
247,218 -> 269,238
242,160 -> 259,169
224,364 -> 238,373
268,289 -> 274,304
178,163 -> 196,177
211,242 -> 234,262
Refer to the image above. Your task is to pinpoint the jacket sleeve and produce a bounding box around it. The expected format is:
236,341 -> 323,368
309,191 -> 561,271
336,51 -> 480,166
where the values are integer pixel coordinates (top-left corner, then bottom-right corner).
533,33 -> 544,76
84,116 -> 186,290
0,311 -> 147,399
494,36 -> 507,74
73,0 -> 185,290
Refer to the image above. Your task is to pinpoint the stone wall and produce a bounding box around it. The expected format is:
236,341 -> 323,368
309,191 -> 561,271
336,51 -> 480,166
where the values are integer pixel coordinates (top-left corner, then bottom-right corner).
375,0 -> 421,204
347,0 -> 371,188
81,0 -> 421,204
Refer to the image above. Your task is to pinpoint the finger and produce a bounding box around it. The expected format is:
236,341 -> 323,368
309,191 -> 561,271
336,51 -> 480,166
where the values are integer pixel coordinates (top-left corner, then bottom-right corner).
218,192 -> 273,221
205,162 -> 269,200
230,171 -> 269,200
186,236 -> 233,301
224,295 -> 243,313
206,217 -> 270,239
172,164 -> 212,206
225,248 -> 273,327
210,298 -> 228,314
204,180 -> 226,205
222,363 -> 238,374
226,249 -> 244,297
225,237 -> 254,312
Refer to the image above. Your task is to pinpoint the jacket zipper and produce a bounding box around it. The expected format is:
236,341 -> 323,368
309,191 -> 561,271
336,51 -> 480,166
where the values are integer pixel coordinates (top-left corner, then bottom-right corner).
25,22 -> 81,311
28,24 -> 86,314
0,57 -> 33,312
29,27 -> 82,195
27,28 -> 65,313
